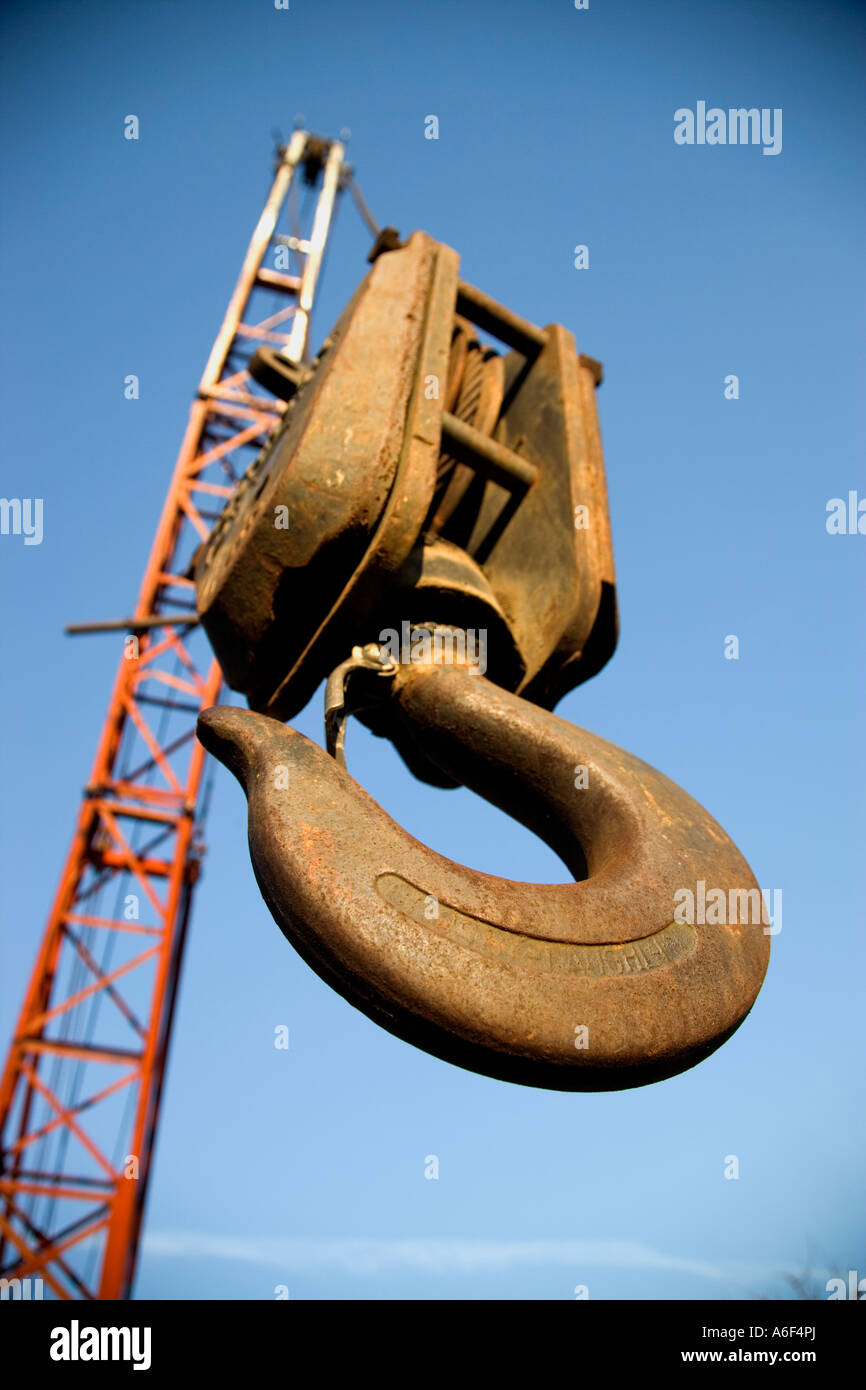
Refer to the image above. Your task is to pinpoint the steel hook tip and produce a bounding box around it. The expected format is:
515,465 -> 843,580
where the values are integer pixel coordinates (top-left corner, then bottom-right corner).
197,664 -> 769,1091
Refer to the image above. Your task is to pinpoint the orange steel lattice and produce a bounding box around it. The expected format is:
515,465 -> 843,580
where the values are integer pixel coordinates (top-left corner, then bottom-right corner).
0,132 -> 346,1300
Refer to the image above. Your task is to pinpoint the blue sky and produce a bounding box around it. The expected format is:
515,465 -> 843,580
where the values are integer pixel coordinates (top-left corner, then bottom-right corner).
1,0 -> 863,1300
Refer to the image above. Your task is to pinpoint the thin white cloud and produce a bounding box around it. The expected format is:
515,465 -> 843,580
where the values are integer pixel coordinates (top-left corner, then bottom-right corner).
143,1231 -> 767,1287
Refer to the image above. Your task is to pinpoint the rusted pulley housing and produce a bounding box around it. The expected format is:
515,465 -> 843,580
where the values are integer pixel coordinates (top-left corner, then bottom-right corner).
195,232 -> 618,764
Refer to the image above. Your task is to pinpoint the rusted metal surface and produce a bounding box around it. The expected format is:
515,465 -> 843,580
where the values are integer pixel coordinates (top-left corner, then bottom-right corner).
195,233 -> 618,734
194,230 -> 769,1090
197,652 -> 770,1091
196,231 -> 458,720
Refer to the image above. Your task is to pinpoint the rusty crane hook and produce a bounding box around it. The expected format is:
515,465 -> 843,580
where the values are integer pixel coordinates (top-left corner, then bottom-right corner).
197,647 -> 770,1092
